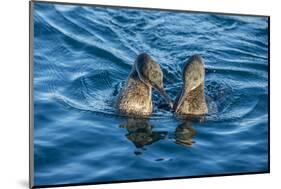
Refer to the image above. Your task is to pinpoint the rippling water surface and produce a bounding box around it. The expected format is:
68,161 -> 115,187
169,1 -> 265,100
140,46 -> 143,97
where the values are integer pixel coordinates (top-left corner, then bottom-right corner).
33,2 -> 269,186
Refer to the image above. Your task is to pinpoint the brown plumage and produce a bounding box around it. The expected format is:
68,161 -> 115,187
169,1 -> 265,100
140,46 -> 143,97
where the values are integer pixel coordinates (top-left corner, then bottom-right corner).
174,55 -> 208,116
116,53 -> 172,117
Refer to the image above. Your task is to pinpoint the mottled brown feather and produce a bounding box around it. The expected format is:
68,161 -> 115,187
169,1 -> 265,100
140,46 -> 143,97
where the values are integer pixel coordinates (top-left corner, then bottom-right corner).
116,70 -> 152,116
175,83 -> 208,115
174,55 -> 208,116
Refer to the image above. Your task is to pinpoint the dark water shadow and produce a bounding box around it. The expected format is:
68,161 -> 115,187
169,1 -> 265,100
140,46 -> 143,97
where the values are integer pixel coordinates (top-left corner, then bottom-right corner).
174,121 -> 196,147
174,115 -> 206,147
119,117 -> 201,152
119,118 -> 168,149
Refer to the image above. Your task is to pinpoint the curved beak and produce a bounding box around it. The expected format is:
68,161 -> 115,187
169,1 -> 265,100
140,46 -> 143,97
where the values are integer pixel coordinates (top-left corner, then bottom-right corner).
154,86 -> 173,109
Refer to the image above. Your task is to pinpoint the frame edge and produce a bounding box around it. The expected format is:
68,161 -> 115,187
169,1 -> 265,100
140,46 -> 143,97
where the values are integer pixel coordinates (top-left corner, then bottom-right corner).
29,1 -> 35,188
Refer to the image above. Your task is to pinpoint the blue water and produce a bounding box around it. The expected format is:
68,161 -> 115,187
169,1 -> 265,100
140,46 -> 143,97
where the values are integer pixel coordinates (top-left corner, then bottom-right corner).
33,2 -> 269,187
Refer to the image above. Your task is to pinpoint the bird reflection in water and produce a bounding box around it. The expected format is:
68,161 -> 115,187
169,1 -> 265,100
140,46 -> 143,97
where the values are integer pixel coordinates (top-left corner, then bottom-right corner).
174,121 -> 196,147
120,118 -> 200,152
120,118 -> 167,149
